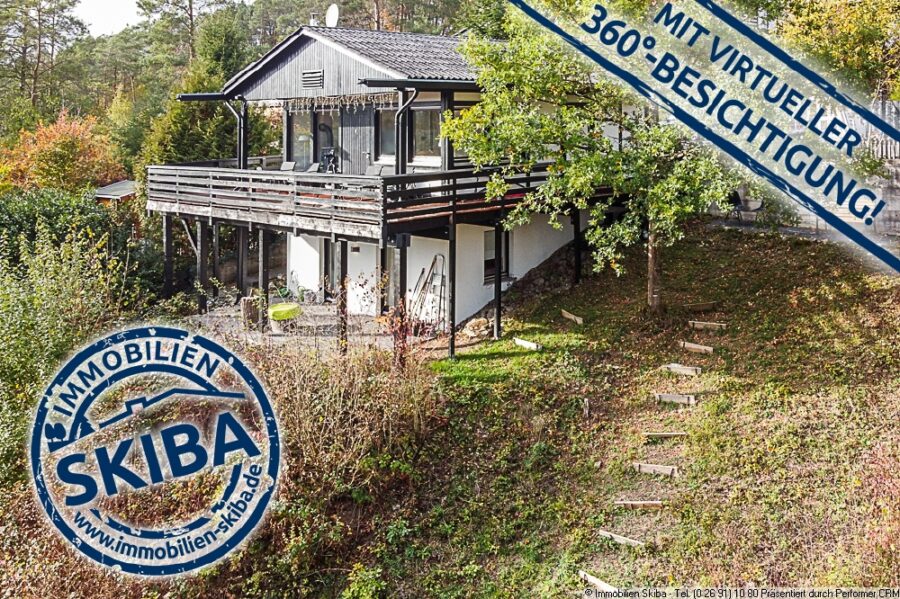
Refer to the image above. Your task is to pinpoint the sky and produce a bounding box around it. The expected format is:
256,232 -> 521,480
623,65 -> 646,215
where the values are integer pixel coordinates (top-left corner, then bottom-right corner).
74,0 -> 141,37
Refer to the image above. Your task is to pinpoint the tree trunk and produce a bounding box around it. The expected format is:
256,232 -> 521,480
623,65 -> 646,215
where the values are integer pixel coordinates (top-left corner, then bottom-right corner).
647,221 -> 661,315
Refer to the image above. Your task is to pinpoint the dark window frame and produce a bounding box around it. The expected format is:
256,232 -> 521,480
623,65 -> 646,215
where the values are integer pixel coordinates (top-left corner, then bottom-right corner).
483,230 -> 511,284
374,108 -> 398,162
289,109 -> 341,170
410,105 -> 442,160
375,103 -> 443,162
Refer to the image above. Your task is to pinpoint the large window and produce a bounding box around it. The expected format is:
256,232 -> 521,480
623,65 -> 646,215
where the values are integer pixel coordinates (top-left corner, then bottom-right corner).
412,109 -> 441,158
291,111 -> 340,172
484,230 -> 510,283
375,107 -> 442,162
316,112 -> 338,172
377,110 -> 397,159
291,112 -> 314,170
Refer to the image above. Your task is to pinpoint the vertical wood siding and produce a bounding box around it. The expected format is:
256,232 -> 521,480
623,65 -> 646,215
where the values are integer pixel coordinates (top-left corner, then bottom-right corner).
242,37 -> 394,101
342,106 -> 375,175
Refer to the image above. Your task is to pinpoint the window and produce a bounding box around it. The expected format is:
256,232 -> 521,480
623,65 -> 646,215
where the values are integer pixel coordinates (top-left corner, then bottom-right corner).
291,112 -> 314,170
412,109 -> 441,158
316,112 -> 339,172
452,109 -> 470,161
484,230 -> 510,283
377,110 -> 397,159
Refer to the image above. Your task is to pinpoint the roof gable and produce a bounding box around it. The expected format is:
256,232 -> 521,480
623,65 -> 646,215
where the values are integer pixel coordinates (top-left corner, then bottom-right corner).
223,27 -> 475,99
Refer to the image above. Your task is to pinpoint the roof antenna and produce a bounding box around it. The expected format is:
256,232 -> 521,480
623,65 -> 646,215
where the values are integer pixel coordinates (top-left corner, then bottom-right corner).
309,12 -> 320,26
325,4 -> 340,27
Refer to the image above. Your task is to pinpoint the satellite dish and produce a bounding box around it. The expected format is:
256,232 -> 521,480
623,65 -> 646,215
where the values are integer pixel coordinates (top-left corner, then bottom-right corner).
325,4 -> 340,27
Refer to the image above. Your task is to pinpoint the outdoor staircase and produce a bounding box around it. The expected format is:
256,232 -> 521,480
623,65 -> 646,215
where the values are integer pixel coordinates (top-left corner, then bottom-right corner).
582,302 -> 727,588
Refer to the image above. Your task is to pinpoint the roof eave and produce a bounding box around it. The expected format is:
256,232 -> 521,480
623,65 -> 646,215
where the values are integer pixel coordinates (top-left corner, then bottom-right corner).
360,78 -> 479,92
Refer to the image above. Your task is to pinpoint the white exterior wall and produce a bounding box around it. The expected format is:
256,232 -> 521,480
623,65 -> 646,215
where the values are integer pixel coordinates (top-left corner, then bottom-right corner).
287,234 -> 322,299
509,212 -> 588,279
285,210 -> 589,323
346,242 -> 378,316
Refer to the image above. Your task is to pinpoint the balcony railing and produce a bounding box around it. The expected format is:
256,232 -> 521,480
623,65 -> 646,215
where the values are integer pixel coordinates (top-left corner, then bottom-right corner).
146,162 -> 616,239
146,166 -> 384,240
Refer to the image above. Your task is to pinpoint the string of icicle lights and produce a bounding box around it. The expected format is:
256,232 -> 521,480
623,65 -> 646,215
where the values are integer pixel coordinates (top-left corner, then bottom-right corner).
285,93 -> 399,114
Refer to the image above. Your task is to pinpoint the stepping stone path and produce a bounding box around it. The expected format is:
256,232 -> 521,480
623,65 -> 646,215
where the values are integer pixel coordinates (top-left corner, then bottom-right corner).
633,462 -> 680,477
513,337 -> 542,351
614,500 -> 665,510
579,570 -> 617,591
585,308 -> 726,582
643,431 -> 688,440
561,309 -> 584,325
656,393 -> 697,406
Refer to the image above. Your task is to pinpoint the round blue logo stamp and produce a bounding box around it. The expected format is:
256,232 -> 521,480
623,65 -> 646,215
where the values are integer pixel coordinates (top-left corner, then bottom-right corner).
29,327 -> 280,576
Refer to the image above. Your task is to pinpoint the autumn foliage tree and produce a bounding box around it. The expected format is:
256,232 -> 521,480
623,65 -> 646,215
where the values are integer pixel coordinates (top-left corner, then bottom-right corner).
1,111 -> 125,192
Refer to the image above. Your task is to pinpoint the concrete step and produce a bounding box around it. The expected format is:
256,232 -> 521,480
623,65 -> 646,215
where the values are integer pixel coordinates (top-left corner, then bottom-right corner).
597,529 -> 645,548
663,364 -> 702,377
633,462 -> 680,477
689,321 -> 727,332
656,393 -> 697,406
679,341 -> 714,354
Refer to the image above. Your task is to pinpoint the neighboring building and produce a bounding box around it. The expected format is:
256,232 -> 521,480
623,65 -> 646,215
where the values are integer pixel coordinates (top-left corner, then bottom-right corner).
145,26 -> 618,356
95,180 -> 136,207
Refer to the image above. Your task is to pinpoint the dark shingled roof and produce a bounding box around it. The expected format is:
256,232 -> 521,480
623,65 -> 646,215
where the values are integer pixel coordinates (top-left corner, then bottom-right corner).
304,27 -> 475,81
223,26 -> 475,95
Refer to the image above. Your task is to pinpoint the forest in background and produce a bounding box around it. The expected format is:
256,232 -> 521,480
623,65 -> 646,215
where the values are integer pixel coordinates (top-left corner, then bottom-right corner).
0,0 -> 466,175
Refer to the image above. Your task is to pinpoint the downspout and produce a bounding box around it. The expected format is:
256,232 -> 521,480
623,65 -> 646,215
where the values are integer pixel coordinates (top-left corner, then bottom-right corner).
394,88 -> 419,175
221,95 -> 249,169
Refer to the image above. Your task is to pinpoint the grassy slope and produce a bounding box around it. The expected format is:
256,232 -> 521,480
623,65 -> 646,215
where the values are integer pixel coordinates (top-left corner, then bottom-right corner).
365,225 -> 899,596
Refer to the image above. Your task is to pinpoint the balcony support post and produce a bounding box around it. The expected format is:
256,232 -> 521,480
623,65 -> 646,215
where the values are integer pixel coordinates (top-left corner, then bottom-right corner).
338,240 -> 349,355
378,245 -> 388,315
239,98 -> 249,170
258,229 -> 271,330
441,90 -> 454,171
212,223 -> 221,298
572,208 -> 583,287
448,219 -> 457,360
236,226 -> 249,298
196,221 -> 210,313
163,214 -> 174,298
493,219 -> 503,340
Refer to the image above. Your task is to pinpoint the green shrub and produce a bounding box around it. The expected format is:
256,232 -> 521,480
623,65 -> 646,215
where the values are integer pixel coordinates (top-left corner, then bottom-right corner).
340,564 -> 387,599
0,226 -> 131,486
0,188 -> 112,260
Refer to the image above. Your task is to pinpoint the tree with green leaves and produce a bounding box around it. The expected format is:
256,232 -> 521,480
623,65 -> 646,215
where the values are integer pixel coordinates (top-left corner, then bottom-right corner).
444,9 -> 736,313
137,4 -> 278,183
137,0 -> 226,61
728,0 -> 899,99
0,0 -> 86,113
780,0 -> 900,100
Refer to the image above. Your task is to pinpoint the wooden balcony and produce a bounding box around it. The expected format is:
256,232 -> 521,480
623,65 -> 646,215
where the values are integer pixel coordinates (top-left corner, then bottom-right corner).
146,165 -> 385,240
146,162 -> 616,241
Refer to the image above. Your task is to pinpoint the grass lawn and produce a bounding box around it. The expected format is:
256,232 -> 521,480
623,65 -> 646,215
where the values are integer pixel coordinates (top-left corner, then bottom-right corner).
363,224 -> 899,596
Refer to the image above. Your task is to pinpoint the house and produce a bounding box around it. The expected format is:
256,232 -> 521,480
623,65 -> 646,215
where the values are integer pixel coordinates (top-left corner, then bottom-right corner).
146,26 -> 620,356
